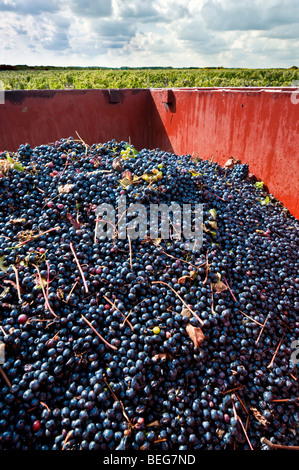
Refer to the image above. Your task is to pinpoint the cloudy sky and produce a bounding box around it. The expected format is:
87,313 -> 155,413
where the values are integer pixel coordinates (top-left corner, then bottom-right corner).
0,0 -> 298,67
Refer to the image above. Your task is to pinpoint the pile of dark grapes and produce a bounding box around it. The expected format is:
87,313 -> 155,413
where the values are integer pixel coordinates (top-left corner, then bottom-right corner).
0,138 -> 298,451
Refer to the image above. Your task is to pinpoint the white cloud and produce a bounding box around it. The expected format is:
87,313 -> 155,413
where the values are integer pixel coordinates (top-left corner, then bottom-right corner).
69,0 -> 113,18
0,0 -> 63,15
201,0 -> 299,31
0,0 -> 297,67
91,18 -> 137,48
114,0 -> 161,22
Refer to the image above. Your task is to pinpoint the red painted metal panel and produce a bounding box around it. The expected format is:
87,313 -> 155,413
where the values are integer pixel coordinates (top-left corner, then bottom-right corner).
0,87 -> 298,218
0,88 -> 150,151
149,88 -> 299,219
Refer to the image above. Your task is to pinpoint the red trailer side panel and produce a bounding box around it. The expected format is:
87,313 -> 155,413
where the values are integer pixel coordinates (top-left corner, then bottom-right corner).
1,88 -> 150,151
150,88 -> 299,218
0,87 -> 298,218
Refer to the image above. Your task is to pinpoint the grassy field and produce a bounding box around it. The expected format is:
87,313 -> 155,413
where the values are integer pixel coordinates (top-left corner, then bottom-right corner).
0,66 -> 298,90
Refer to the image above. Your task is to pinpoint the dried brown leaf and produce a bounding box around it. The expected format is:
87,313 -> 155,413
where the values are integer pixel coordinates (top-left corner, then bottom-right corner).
181,307 -> 192,319
178,275 -> 190,285
249,407 -> 270,428
112,158 -> 123,172
186,323 -> 205,348
224,156 -> 241,169
213,281 -> 228,293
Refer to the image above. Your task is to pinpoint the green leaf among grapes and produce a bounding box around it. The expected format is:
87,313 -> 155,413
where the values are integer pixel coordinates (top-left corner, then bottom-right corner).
209,208 -> 217,220
259,196 -> 270,205
13,162 -> 25,171
5,152 -> 25,171
120,144 -> 139,159
189,170 -> 202,177
119,171 -> 140,189
142,168 -> 163,183
120,177 -> 132,189
255,181 -> 264,190
6,152 -> 14,164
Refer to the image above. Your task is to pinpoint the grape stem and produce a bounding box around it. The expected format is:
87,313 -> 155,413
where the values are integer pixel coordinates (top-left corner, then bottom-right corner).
223,276 -> 237,302
261,437 -> 299,450
152,280 -> 204,326
12,265 -> 22,301
0,366 -> 12,388
70,242 -> 89,293
103,295 -> 133,331
33,264 -> 58,318
81,314 -> 117,350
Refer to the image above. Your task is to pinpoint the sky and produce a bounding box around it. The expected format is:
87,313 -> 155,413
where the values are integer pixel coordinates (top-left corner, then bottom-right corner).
0,0 -> 298,68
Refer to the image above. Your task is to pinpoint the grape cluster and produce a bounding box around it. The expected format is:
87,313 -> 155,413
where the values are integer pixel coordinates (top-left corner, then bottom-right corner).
0,138 -> 298,450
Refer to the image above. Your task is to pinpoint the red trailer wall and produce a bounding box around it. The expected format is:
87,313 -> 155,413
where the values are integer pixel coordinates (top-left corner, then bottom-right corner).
149,87 -> 299,219
0,87 -> 298,218
0,88 -> 150,151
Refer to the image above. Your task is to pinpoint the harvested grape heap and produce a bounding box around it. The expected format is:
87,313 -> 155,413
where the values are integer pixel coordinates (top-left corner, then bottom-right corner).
0,138 -> 298,451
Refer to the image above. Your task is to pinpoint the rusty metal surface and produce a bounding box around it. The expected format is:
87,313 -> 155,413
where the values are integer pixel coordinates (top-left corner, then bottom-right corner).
0,87 -> 298,218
